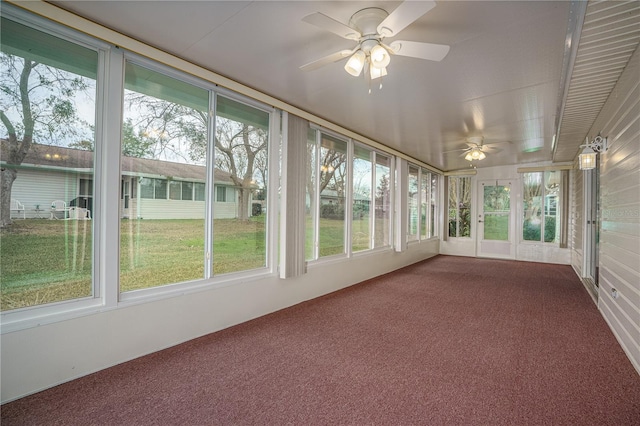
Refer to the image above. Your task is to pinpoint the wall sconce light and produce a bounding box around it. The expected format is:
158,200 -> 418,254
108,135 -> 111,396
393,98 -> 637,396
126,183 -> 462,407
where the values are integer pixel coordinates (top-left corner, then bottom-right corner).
579,134 -> 608,170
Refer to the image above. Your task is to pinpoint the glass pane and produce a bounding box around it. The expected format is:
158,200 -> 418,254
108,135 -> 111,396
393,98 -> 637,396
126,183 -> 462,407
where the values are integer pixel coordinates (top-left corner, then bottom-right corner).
305,128 -> 317,260
483,185 -> 509,241
544,171 -> 560,243
1,21 -> 97,310
374,154 -> 391,248
214,95 -> 269,274
483,215 -> 509,241
169,181 -> 181,200
352,146 -> 372,252
407,165 -> 419,241
459,177 -> 472,237
523,173 -> 543,241
420,170 -> 429,239
319,133 -> 347,257
430,174 -> 438,238
448,177 -> 458,237
182,181 -> 193,201
120,62 -> 208,292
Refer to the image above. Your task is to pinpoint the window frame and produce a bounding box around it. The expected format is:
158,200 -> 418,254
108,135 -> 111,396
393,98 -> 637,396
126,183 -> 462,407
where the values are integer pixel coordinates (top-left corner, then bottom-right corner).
0,5 -> 111,331
521,171 -> 562,245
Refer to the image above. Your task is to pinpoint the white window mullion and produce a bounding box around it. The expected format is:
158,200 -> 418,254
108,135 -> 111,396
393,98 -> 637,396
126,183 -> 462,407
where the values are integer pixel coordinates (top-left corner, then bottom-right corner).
345,139 -> 354,256
101,47 -> 124,307
204,92 -> 217,278
370,151 -> 376,250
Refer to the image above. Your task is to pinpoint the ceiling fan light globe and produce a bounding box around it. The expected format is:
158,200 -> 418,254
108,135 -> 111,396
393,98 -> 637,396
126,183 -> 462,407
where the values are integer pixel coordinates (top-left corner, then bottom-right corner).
370,44 -> 391,69
478,151 -> 486,160
370,65 -> 387,80
471,149 -> 480,159
344,50 -> 365,76
465,152 -> 473,161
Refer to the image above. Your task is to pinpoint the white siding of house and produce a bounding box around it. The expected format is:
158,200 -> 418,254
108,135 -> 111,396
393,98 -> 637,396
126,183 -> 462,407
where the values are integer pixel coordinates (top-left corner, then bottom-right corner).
9,169 -> 83,219
582,47 -> 639,374
133,200 -> 236,220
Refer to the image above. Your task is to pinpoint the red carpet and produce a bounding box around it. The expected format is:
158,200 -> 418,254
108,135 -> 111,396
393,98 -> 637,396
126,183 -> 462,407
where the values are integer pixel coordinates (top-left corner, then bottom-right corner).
2,255 -> 639,425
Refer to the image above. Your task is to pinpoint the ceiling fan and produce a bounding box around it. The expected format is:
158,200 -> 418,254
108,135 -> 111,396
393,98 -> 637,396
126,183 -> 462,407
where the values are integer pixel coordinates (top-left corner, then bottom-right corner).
300,1 -> 450,82
444,136 -> 510,161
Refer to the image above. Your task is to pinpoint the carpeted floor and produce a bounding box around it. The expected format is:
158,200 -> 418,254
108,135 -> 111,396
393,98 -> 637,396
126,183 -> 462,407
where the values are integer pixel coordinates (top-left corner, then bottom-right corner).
2,255 -> 639,425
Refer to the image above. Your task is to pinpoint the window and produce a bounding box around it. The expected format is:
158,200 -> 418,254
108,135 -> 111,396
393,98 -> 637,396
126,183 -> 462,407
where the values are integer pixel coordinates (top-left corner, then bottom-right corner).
182,181 -> 193,201
139,178 -> 167,200
216,185 -> 227,202
352,145 -> 392,252
120,60 -> 208,292
306,129 -> 348,259
374,153 -> 392,248
213,95 -> 270,274
352,145 -> 372,252
407,165 -> 419,241
448,176 -> 472,238
169,181 -> 181,200
522,171 -> 560,243
194,183 -> 205,201
305,128 -> 317,260
0,16 -> 98,311
420,169 -> 429,239
430,173 -> 439,238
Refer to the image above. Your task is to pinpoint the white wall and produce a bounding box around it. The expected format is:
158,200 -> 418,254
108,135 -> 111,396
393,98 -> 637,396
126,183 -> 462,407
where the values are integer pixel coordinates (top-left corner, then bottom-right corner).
580,47 -> 640,374
0,240 -> 439,403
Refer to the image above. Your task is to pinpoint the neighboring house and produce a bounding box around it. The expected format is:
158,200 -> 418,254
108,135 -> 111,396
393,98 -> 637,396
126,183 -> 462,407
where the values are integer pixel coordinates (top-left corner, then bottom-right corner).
1,142 -> 251,220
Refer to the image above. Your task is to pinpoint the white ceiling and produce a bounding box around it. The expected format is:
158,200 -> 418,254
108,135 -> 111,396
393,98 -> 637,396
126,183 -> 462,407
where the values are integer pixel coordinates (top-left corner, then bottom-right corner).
51,0 -> 615,171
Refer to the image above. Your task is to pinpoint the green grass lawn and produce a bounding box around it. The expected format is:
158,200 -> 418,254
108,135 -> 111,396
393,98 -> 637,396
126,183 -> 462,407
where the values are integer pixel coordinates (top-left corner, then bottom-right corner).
1,218 -> 266,310
1,215 -> 388,311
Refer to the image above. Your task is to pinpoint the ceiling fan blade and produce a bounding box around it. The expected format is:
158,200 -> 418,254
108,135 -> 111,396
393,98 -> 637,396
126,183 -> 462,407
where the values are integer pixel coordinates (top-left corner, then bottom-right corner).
302,12 -> 361,40
389,40 -> 450,62
442,148 -> 468,155
377,0 -> 436,37
300,49 -> 354,72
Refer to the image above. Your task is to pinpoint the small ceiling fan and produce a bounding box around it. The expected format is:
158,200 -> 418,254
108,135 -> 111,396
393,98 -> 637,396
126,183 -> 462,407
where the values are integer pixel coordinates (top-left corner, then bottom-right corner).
444,136 -> 510,161
300,1 -> 450,81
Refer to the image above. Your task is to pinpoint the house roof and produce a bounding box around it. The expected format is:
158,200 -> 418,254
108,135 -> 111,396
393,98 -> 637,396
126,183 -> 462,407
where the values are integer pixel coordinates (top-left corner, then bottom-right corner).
1,141 -> 235,185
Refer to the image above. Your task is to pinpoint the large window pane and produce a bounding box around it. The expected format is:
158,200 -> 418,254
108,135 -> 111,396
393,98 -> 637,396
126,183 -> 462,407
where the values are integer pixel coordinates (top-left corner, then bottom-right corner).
523,171 -> 560,243
1,18 -> 97,310
352,145 -> 372,252
318,133 -> 347,257
214,95 -> 269,274
120,61 -> 208,292
407,165 -> 419,241
421,169 -> 430,239
374,153 -> 391,248
305,128 -> 317,260
448,176 -> 471,238
430,174 -> 438,238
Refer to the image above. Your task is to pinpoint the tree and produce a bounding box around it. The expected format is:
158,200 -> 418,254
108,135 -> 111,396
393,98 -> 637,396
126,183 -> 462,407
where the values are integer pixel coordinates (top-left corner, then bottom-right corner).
214,118 -> 268,221
0,54 -> 92,227
124,92 -> 270,221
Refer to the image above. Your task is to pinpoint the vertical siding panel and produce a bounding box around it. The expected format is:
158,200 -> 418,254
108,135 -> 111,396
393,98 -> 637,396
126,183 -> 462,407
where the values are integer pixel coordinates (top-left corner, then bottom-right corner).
590,48 -> 640,374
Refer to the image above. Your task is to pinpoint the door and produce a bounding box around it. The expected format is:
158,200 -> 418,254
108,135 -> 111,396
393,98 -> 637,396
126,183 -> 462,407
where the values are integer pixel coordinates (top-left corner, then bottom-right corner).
477,180 -> 514,259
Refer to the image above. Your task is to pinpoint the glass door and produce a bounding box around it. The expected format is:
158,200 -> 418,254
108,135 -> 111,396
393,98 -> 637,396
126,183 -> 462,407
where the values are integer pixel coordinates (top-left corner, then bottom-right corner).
477,180 -> 514,259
